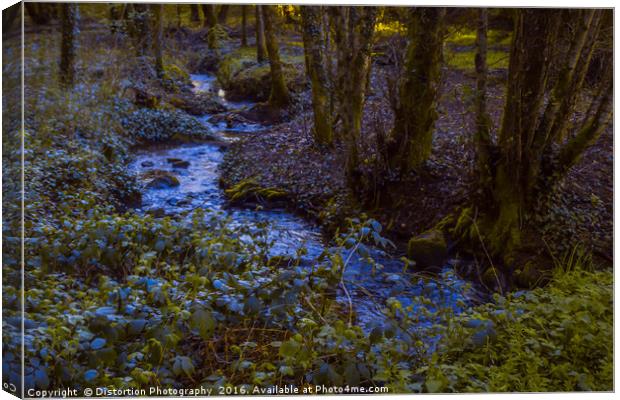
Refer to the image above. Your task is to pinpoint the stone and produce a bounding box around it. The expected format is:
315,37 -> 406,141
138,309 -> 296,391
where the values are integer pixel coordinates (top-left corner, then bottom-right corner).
145,171 -> 180,189
407,229 -> 448,269
171,160 -> 190,169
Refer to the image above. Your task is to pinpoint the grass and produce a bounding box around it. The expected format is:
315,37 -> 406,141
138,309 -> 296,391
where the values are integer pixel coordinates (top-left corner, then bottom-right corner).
444,48 -> 509,71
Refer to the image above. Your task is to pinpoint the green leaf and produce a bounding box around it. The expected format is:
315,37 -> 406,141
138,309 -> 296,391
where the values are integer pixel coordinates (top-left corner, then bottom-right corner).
279,339 -> 301,358
190,309 -> 216,339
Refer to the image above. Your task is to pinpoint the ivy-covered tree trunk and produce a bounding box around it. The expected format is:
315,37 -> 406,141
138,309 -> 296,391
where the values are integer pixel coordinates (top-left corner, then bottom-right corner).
328,7 -> 378,181
151,4 -> 164,78
263,5 -> 290,108
59,3 -> 78,88
385,8 -> 445,174
462,9 -> 612,262
241,5 -> 248,46
300,6 -> 332,145
255,6 -> 267,63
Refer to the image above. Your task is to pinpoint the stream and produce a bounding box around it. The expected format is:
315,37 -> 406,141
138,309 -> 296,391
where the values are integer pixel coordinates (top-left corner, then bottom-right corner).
129,74 -> 478,331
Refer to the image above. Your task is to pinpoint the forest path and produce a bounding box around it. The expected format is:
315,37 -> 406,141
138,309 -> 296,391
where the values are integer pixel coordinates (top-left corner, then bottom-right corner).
128,73 -> 478,332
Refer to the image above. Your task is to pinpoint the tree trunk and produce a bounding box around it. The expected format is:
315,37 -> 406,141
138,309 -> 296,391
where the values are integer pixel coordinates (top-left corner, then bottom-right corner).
467,9 -> 611,261
25,3 -> 52,25
3,3 -> 21,34
130,4 -> 152,57
241,5 -> 248,46
385,8 -> 445,174
262,5 -> 290,108
474,8 -> 493,196
301,6 -> 332,145
255,6 -> 267,63
202,4 -> 217,28
328,7 -> 378,180
217,5 -> 230,25
59,3 -> 78,88
190,4 -> 200,23
152,4 -> 164,78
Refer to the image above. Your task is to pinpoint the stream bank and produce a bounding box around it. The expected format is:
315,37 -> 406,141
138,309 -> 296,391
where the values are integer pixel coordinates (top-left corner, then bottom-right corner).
129,73 -> 481,331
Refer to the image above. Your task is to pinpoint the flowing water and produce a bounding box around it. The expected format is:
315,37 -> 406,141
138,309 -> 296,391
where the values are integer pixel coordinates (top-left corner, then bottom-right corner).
129,74 -> 478,331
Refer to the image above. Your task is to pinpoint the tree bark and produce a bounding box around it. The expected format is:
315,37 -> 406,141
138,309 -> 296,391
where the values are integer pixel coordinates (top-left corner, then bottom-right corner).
25,3 -> 52,25
255,6 -> 267,63
202,4 -> 217,28
263,5 -> 290,107
59,3 -> 78,88
3,3 -> 21,34
241,5 -> 248,46
328,6 -> 378,180
129,4 -> 152,57
385,8 -> 445,173
152,4 -> 164,78
301,6 -> 332,145
466,9 -> 610,261
474,8 -> 493,195
190,4 -> 200,23
217,5 -> 230,25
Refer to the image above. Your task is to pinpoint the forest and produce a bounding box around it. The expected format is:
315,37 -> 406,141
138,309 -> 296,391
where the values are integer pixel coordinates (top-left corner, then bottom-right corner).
2,2 -> 613,395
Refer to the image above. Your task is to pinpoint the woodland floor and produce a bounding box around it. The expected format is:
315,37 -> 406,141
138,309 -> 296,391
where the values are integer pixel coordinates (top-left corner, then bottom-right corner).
219,53 -> 613,268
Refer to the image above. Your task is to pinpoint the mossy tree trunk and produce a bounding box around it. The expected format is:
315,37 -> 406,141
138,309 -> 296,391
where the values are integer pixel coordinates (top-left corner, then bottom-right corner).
473,8 -> 493,200
385,8 -> 445,174
255,6 -> 267,63
59,3 -> 78,88
464,9 -> 612,262
201,5 -> 220,51
300,6 -> 332,146
263,5 -> 291,108
151,4 -> 164,79
328,6 -> 378,182
241,5 -> 248,46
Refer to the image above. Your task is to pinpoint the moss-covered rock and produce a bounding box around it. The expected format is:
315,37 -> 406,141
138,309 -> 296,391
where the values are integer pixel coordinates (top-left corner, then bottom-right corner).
224,177 -> 287,205
216,48 -> 307,102
164,64 -> 190,83
407,229 -> 448,269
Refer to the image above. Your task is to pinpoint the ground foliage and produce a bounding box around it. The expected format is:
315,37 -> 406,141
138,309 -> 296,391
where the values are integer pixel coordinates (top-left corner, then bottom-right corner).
2,5 -> 614,394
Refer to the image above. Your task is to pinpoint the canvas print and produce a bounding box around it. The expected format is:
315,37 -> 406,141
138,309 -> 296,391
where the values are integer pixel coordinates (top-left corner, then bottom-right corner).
2,2 -> 613,397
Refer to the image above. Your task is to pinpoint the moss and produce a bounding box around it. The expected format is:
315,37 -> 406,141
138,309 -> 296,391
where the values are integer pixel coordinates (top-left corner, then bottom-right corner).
164,64 -> 190,82
407,229 -> 448,269
216,47 -> 258,88
224,177 -> 287,204
223,55 -> 306,102
445,48 -> 509,71
446,28 -> 512,47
